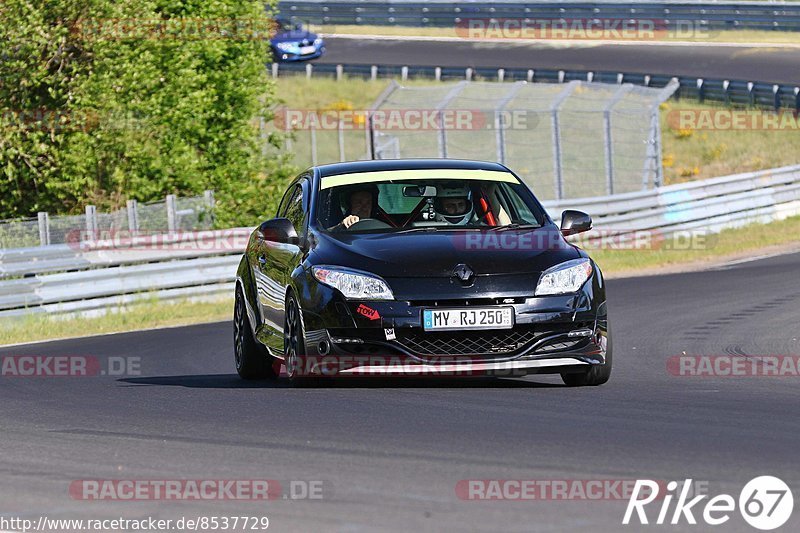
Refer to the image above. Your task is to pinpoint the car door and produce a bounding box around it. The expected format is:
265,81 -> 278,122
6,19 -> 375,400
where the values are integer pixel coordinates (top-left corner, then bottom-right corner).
253,180 -> 309,351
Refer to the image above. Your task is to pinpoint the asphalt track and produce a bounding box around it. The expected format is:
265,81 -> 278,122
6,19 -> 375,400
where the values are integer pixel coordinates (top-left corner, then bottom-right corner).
318,37 -> 800,85
2,251 -> 800,532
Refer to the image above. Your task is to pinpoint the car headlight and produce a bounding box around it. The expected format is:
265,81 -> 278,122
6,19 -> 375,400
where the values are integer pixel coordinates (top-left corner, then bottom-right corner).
275,42 -> 296,52
313,37 -> 323,46
535,258 -> 593,296
312,266 -> 394,300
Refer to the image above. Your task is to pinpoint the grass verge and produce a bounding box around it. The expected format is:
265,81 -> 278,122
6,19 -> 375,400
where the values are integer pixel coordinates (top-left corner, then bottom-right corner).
0,297 -> 233,347
590,215 -> 800,275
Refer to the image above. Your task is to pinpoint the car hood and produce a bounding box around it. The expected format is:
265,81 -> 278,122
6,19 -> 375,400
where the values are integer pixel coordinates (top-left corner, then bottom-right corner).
310,226 -> 581,279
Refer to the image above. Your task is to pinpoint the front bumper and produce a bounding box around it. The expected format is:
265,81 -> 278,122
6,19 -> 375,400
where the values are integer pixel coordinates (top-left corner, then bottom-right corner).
273,46 -> 325,62
295,271 -> 608,377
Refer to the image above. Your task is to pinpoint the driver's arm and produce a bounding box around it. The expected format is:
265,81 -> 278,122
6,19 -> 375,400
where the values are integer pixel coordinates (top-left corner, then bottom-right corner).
329,215 -> 360,231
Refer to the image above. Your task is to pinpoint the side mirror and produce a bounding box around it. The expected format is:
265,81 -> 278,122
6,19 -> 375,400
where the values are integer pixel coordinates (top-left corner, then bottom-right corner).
294,23 -> 303,31
560,210 -> 592,236
257,218 -> 299,245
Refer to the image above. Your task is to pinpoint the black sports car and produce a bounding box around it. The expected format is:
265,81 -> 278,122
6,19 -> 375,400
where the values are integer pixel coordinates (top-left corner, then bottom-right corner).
233,159 -> 611,386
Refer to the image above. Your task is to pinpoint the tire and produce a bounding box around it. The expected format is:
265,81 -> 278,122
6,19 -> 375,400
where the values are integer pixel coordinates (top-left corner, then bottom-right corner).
284,293 -> 321,387
561,327 -> 612,387
234,285 -> 279,380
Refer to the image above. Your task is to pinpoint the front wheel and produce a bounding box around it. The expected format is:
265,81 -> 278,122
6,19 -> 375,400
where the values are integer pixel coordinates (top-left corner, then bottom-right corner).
234,285 -> 279,380
561,327 -> 612,387
284,294 -> 322,387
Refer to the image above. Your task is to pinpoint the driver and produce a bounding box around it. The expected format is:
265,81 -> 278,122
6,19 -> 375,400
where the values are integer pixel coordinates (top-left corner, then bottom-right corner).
331,184 -> 379,231
433,184 -> 474,225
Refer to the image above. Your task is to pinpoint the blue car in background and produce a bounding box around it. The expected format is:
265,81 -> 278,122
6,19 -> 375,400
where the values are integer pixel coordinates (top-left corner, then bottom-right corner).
271,17 -> 325,62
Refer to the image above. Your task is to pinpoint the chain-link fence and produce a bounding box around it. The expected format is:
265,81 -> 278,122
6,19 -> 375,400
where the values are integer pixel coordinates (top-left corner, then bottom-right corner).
0,192 -> 215,249
271,79 -> 678,201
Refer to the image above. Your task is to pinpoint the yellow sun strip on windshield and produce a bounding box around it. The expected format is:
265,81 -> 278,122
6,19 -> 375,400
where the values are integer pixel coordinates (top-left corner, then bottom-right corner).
319,169 -> 517,189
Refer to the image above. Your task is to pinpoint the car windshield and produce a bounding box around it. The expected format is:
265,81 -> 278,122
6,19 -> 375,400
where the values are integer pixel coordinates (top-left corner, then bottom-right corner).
275,18 -> 295,34
317,172 -> 545,233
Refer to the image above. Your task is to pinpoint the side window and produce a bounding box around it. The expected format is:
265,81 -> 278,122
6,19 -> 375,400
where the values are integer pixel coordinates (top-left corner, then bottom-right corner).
500,183 -> 537,224
283,185 -> 307,234
276,185 -> 295,218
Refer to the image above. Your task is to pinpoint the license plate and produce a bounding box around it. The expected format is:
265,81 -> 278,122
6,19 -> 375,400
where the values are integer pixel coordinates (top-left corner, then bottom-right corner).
423,307 -> 514,331
300,46 -> 316,54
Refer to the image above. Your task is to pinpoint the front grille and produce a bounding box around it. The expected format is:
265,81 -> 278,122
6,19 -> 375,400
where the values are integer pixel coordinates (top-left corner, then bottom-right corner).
396,327 -> 537,358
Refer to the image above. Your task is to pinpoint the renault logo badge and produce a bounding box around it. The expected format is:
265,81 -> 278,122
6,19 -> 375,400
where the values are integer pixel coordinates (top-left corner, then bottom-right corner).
453,264 -> 474,284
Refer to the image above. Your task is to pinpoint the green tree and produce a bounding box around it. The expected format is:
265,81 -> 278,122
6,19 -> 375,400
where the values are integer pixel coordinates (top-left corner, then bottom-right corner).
0,0 -> 293,226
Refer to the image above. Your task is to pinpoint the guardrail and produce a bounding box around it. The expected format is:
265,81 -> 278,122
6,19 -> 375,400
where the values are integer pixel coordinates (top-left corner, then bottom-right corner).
0,229 -> 250,318
2,165 -> 799,318
279,1 -> 800,32
545,164 -> 800,237
272,62 -> 800,111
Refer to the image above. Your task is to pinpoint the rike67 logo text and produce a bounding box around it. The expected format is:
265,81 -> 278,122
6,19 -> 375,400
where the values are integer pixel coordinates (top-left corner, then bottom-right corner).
624,477 -> 793,530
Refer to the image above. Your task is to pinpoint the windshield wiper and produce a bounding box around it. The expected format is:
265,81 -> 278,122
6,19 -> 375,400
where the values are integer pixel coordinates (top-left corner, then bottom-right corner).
487,223 -> 540,232
392,226 -> 483,234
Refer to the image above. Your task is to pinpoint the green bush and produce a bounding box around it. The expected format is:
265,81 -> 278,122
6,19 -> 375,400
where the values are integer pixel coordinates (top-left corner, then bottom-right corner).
0,0 -> 294,227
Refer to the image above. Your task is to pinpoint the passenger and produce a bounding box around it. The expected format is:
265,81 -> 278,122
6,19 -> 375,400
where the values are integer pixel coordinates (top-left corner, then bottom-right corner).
434,185 -> 475,225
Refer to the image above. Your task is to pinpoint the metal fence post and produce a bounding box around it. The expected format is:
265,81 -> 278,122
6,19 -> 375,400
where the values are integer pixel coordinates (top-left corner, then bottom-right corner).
366,112 -> 374,160
773,85 -> 781,111
435,81 -> 468,159
37,212 -> 50,246
166,194 -> 177,233
697,78 -> 705,103
126,199 -> 139,234
305,63 -> 313,79
85,205 -> 97,240
795,87 -> 800,113
338,119 -> 346,162
549,81 -> 580,200
271,63 -> 278,78
310,121 -> 318,166
336,64 -> 343,81
603,85 -> 634,196
654,107 -> 665,188
203,190 -> 216,226
371,65 -> 378,81
365,81 -> 399,160
494,81 -> 526,165
650,79 -> 681,189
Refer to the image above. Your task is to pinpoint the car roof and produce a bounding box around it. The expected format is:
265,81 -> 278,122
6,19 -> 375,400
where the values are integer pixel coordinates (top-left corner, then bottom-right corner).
314,159 -> 509,178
